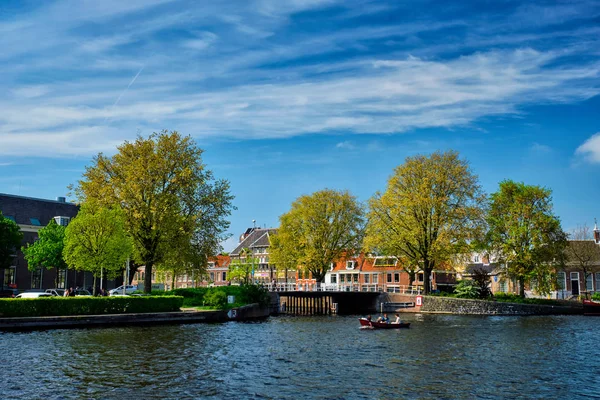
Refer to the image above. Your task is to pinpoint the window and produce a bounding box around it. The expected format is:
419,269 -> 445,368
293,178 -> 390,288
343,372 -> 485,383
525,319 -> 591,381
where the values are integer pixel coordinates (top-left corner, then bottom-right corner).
374,257 -> 397,267
210,272 -> 215,281
353,274 -> 358,283
586,273 -> 594,292
556,272 -> 566,290
3,267 -> 15,287
394,273 -> 400,283
329,262 -> 335,271
5,215 -> 16,222
499,280 -> 507,293
387,273 -> 392,283
340,274 -> 345,283
222,272 -> 227,281
373,274 -> 378,284
31,268 -> 42,289
473,255 -> 480,263
346,261 -> 355,270
417,272 -> 424,282
596,273 -> 600,291
364,274 -> 370,284
30,218 -> 41,226
53,216 -> 70,226
208,262 -> 216,269
331,274 -> 337,284
57,269 -> 67,289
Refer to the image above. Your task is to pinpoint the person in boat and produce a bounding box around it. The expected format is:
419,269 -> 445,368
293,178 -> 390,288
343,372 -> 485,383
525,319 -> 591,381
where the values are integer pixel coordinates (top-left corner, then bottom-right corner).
366,315 -> 372,322
393,314 -> 402,324
377,313 -> 390,323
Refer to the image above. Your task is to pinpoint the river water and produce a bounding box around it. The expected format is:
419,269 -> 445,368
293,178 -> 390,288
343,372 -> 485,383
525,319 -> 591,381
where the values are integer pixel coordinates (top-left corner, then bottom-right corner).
1,314 -> 599,399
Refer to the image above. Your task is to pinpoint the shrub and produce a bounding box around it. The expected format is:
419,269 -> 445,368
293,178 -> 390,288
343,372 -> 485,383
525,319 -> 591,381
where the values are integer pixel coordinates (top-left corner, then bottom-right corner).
238,284 -> 271,307
203,290 -> 227,309
454,280 -> 479,299
0,296 -> 183,318
592,293 -> 600,301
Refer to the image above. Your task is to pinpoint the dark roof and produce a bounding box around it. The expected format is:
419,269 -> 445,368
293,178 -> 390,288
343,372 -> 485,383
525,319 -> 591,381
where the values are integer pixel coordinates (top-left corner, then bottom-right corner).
231,228 -> 278,255
0,193 -> 78,226
464,263 -> 497,275
565,240 -> 600,264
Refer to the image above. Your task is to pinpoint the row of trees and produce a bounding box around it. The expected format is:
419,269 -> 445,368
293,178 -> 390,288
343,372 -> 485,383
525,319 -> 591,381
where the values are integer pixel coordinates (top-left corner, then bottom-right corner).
270,151 -> 567,296
0,131 -> 235,293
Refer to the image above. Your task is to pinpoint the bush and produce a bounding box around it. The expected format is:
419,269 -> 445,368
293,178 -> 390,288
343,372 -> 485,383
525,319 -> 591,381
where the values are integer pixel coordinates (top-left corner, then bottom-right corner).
454,280 -> 479,298
238,284 -> 271,307
158,285 -> 270,308
203,290 -> 227,309
0,296 -> 183,318
592,293 -> 600,301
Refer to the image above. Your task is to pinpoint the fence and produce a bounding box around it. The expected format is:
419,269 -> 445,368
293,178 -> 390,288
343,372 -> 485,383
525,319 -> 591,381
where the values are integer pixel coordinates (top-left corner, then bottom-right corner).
267,283 -> 421,295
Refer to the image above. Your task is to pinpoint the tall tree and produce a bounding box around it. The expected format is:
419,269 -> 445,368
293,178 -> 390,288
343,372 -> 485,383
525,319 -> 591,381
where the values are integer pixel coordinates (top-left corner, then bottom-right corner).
63,204 -> 132,294
486,180 -> 566,297
22,220 -> 67,278
0,212 -> 23,271
71,131 -> 234,293
365,150 -> 486,294
270,189 -> 365,283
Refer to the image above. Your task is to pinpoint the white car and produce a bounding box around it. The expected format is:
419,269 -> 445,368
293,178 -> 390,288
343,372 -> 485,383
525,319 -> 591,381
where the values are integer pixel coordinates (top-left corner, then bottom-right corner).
109,285 -> 138,296
15,291 -> 54,298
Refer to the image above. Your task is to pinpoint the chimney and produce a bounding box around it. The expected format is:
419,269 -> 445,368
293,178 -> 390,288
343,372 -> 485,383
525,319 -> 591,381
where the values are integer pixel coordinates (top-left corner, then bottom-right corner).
56,196 -> 66,203
594,218 -> 600,245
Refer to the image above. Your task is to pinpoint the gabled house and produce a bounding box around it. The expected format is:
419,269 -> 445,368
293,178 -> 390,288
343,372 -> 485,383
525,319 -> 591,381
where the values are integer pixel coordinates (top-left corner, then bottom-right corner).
230,227 -> 280,284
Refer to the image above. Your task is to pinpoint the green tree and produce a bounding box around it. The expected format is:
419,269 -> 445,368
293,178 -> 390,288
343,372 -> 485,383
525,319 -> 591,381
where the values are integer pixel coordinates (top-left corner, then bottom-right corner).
486,180 -> 566,297
269,233 -> 297,284
270,189 -> 365,283
228,248 -> 259,284
0,212 -> 23,272
563,225 -> 600,294
365,151 -> 486,294
22,220 -> 67,280
63,204 -> 132,294
71,130 -> 235,293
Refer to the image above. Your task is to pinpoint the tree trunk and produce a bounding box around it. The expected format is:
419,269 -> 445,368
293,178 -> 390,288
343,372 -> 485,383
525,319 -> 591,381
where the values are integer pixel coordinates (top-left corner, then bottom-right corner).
423,268 -> 432,295
93,275 -> 97,296
171,270 -> 176,291
518,277 -> 525,297
144,262 -> 153,294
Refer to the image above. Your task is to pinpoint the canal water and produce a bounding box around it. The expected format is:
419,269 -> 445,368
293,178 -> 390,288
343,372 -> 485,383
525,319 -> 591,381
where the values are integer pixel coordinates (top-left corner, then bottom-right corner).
1,314 -> 599,399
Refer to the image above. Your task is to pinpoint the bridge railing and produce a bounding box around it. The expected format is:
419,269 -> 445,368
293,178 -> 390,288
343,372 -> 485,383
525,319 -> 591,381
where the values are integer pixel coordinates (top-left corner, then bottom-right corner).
267,282 -> 422,294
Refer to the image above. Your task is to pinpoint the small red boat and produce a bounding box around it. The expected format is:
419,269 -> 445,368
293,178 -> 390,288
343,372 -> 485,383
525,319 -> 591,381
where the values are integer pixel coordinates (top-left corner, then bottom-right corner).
583,299 -> 600,316
359,318 -> 410,329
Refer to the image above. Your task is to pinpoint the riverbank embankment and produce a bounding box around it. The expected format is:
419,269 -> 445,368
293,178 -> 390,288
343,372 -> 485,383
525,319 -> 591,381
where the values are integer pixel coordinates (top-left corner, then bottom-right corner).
379,293 -> 583,315
0,303 -> 270,331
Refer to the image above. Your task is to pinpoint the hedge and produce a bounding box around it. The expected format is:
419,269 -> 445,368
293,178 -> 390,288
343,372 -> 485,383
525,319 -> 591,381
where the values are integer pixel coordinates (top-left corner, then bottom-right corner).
0,296 -> 183,318
145,285 -> 271,308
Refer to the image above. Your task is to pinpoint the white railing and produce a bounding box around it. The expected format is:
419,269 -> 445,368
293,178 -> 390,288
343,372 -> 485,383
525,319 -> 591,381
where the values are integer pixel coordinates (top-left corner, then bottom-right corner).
267,283 -> 422,294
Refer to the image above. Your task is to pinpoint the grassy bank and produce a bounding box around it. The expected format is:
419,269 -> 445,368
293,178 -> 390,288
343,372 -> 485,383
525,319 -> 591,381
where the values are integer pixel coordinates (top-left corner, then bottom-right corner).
0,296 -> 183,318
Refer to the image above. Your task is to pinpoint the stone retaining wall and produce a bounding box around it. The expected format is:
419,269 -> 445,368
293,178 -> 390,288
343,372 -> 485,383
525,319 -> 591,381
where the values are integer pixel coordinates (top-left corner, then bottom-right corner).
420,296 -> 583,315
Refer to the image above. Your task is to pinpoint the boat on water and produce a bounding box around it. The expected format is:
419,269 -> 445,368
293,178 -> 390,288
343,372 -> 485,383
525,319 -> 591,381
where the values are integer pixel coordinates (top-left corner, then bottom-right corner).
359,318 -> 410,329
583,299 -> 600,316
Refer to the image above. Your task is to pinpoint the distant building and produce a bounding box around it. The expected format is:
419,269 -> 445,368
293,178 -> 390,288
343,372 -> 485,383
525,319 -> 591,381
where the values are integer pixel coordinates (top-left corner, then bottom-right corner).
0,193 -> 113,291
230,227 -> 285,284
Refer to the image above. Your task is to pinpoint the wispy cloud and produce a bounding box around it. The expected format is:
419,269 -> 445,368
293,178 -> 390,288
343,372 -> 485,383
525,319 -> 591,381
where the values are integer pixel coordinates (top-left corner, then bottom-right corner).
336,141 -> 356,150
576,133 -> 600,163
0,0 -> 598,157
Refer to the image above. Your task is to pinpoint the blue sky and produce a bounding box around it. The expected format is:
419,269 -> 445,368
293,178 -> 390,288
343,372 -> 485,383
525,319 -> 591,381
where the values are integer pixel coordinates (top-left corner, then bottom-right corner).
0,0 -> 599,250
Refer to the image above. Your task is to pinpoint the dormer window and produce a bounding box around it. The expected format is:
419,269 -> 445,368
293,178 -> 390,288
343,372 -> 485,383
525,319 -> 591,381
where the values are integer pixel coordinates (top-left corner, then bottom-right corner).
473,255 -> 480,263
208,262 -> 216,269
30,218 -> 41,226
53,216 -> 70,226
346,261 -> 355,270
329,262 -> 335,271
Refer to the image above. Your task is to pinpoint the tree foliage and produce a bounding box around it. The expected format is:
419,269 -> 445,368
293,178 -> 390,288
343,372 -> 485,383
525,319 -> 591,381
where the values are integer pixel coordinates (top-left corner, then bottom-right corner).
228,248 -> 259,284
0,212 -> 23,270
486,180 -> 566,296
71,130 -> 234,293
22,220 -> 67,272
270,189 -> 365,283
63,204 -> 132,286
365,151 -> 486,294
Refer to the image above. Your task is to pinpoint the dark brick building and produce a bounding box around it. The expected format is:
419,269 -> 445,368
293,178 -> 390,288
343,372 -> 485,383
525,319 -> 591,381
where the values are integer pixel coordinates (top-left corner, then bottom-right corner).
0,193 -> 117,292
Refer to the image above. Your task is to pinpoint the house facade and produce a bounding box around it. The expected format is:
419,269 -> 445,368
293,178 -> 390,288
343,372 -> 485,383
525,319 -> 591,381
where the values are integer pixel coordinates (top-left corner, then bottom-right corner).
0,193 -> 112,291
230,227 -> 283,284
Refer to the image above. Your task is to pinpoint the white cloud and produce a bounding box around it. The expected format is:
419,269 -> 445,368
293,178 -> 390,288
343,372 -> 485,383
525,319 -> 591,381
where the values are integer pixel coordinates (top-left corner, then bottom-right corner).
530,142 -> 552,154
576,133 -> 600,163
336,141 -> 356,150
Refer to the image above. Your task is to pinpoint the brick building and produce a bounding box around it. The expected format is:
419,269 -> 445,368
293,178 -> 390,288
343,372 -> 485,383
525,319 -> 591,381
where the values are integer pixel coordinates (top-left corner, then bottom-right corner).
0,193 -> 114,291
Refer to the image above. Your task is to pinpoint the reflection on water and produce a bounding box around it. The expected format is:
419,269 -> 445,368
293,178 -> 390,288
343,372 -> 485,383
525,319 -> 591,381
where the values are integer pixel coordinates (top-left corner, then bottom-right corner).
1,314 -> 600,399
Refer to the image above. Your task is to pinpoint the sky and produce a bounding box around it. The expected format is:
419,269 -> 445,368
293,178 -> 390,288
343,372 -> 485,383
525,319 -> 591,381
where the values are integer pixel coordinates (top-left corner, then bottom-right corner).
0,0 -> 599,251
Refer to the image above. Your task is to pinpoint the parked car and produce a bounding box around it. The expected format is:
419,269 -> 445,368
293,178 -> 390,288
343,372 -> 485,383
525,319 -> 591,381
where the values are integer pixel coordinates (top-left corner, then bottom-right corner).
45,288 -> 67,297
0,288 -> 19,298
109,285 -> 138,296
74,289 -> 92,296
15,291 -> 54,298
